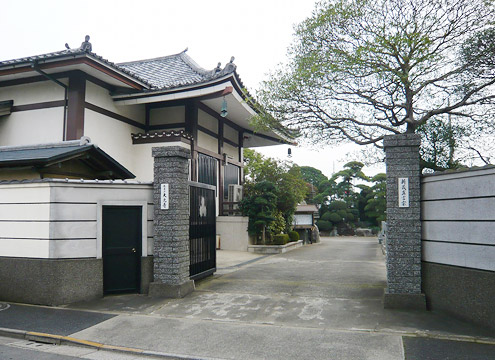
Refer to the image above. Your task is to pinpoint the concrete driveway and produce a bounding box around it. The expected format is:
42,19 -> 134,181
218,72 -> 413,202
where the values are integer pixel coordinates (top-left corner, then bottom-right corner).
62,236 -> 494,359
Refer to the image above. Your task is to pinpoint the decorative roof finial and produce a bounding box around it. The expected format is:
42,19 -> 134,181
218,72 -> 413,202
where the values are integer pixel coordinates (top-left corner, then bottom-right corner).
80,35 -> 92,52
221,56 -> 236,75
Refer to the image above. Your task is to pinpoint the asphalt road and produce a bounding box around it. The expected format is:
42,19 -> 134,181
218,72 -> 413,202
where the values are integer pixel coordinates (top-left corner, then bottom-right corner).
0,304 -> 114,336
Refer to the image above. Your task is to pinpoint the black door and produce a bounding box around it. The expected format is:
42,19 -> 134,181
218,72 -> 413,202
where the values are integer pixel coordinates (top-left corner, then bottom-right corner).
102,206 -> 142,294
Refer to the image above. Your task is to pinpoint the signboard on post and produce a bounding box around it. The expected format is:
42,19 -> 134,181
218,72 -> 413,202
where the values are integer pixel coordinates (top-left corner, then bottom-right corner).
398,177 -> 409,208
161,184 -> 169,210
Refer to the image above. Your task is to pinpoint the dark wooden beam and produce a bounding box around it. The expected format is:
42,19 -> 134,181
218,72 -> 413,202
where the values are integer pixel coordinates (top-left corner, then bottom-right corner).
66,72 -> 86,140
11,100 -> 65,112
185,100 -> 199,182
85,102 -> 145,130
218,118 -> 224,202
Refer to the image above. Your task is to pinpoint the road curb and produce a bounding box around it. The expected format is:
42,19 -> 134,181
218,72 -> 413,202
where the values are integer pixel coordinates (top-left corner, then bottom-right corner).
0,327 -> 223,360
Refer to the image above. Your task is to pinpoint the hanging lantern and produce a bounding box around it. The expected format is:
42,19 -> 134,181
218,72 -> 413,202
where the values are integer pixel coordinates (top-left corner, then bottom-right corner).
221,96 -> 228,117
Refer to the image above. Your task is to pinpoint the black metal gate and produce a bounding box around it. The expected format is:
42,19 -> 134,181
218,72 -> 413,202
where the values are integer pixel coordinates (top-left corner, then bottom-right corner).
189,182 -> 216,280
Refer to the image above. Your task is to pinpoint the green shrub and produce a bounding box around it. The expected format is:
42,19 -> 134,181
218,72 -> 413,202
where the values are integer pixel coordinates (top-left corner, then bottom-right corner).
321,211 -> 333,221
328,200 -> 347,211
316,220 -> 332,231
288,231 -> 300,242
328,213 -> 343,224
273,234 -> 290,245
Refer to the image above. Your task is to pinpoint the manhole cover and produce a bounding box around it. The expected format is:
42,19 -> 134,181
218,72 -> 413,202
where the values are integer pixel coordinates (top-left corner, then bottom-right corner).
0,303 -> 10,311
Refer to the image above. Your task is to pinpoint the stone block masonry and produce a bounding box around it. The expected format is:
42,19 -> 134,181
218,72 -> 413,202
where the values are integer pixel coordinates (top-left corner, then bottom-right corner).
383,134 -> 426,310
149,146 -> 194,298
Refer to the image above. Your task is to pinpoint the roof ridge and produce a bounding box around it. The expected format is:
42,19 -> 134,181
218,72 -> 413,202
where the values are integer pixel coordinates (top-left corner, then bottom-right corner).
0,137 -> 91,152
117,48 -> 189,66
0,48 -> 85,65
178,52 -> 214,77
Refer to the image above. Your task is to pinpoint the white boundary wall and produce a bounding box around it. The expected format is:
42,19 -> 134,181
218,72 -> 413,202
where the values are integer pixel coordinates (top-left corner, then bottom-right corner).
421,166 -> 495,271
0,179 -> 153,259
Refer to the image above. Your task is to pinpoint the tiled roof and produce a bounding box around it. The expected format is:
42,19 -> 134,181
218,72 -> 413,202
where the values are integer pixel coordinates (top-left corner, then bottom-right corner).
0,48 -> 153,88
1,45 -> 241,92
0,138 -> 135,179
118,50 -> 236,90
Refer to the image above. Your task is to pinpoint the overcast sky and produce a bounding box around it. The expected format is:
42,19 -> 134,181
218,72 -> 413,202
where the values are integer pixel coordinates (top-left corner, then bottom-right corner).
1,0 -> 384,179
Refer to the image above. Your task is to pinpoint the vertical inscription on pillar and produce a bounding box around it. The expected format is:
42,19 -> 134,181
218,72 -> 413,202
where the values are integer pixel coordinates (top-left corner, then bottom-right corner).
160,184 -> 169,210
398,177 -> 409,208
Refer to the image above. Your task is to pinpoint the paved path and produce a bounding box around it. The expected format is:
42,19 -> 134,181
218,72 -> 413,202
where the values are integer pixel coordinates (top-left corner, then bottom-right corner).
1,237 -> 495,359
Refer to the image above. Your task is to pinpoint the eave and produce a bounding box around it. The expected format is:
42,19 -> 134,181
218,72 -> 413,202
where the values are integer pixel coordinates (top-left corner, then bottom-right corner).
113,74 -> 293,147
0,54 -> 149,90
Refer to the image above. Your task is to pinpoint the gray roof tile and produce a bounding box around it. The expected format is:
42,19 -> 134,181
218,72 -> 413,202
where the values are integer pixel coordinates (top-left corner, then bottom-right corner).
1,47 -> 238,91
0,48 -> 153,88
118,50 -> 236,90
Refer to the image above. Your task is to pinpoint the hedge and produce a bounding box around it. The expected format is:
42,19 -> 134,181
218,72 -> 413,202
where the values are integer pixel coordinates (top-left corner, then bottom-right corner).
273,233 -> 290,245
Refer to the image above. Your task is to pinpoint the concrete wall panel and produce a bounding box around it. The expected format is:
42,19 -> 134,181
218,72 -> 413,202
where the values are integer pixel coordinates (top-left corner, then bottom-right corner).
50,239 -> 97,258
423,241 -> 495,271
423,221 -> 495,245
0,239 -> 50,258
422,198 -> 495,221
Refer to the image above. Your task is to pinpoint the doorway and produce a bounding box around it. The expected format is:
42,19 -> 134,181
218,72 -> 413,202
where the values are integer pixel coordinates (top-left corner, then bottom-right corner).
102,206 -> 142,294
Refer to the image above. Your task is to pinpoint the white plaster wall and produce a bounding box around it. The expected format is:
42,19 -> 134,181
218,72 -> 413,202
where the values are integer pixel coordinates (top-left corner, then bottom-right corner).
131,143 -> 155,182
0,108 -> 64,146
224,142 -> 238,160
84,109 -> 140,177
150,106 -> 185,126
197,130 -> 218,153
85,81 -> 145,123
0,80 -> 65,105
198,109 -> 218,133
224,124 -> 238,144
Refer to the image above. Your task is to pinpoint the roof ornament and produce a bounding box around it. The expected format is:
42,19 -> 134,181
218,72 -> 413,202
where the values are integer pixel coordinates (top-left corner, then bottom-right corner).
80,35 -> 92,52
63,35 -> 92,52
219,56 -> 236,76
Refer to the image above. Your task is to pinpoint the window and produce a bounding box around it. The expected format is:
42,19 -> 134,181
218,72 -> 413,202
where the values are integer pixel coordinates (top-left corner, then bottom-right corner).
198,153 -> 217,186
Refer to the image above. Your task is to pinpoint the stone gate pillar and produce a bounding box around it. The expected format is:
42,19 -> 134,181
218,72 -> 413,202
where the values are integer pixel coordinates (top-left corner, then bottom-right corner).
149,146 -> 194,298
383,134 -> 426,309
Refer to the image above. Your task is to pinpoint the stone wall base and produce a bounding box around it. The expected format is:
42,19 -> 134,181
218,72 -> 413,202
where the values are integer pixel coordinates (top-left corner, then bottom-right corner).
140,256 -> 154,294
383,292 -> 426,310
423,262 -> 495,331
0,257 -> 103,306
148,280 -> 195,298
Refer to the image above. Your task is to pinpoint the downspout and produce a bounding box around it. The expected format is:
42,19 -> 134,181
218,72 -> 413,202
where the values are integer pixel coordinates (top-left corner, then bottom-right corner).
31,61 -> 68,141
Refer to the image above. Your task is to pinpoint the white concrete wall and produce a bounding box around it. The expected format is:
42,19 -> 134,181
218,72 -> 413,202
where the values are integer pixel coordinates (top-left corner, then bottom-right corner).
0,180 -> 153,259
0,183 -> 52,258
421,167 -> 495,271
216,216 -> 250,251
